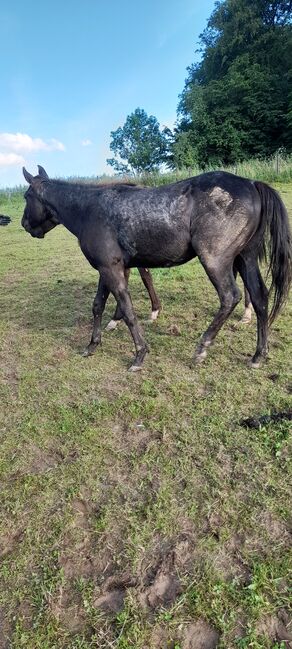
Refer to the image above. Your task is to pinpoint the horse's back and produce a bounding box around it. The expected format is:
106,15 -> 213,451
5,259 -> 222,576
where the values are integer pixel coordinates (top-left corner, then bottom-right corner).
188,172 -> 262,260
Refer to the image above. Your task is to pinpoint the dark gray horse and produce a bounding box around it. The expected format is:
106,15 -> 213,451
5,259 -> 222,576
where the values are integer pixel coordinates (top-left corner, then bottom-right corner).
22,166 -> 291,370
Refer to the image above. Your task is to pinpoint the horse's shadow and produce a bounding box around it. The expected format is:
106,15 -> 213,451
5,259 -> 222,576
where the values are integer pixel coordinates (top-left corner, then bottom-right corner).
2,274 -> 218,351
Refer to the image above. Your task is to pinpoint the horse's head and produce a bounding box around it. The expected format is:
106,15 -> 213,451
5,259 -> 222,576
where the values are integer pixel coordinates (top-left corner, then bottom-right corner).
22,166 -> 59,238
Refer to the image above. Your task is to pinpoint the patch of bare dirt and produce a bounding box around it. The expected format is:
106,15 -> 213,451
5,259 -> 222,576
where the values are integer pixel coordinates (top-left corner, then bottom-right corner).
146,625 -> 176,649
246,509 -> 292,555
58,496 -> 100,580
210,544 -> 251,584
138,538 -> 183,611
111,421 -> 162,457
94,571 -> 137,615
180,619 -> 220,649
202,514 -> 251,585
216,445 -> 233,482
23,443 -> 62,475
141,571 -> 182,610
255,609 -> 292,646
0,607 -> 11,649
17,600 -> 35,631
0,528 -> 24,560
167,324 -> 181,336
94,589 -> 125,614
49,584 -> 87,634
226,611 -> 248,645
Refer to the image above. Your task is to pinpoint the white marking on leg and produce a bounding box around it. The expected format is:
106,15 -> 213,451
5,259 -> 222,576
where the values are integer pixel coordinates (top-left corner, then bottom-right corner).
150,309 -> 159,321
248,358 -> 261,369
240,305 -> 252,324
128,364 -> 143,372
194,349 -> 207,364
105,319 -> 119,331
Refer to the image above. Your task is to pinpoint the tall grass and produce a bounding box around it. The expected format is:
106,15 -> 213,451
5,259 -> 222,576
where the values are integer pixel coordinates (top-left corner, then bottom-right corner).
138,153 -> 292,186
1,153 -> 292,197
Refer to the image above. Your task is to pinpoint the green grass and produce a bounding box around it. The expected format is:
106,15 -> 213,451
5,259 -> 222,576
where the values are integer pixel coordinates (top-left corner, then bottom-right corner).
138,154 -> 292,186
1,153 -> 292,199
0,183 -> 291,648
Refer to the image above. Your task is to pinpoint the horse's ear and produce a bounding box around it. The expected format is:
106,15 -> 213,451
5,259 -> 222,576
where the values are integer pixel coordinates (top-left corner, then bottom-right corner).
38,165 -> 49,179
23,167 -> 34,185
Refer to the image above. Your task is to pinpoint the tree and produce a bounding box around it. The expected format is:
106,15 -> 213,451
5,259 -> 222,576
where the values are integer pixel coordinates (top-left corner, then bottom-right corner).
107,108 -> 170,174
174,0 -> 292,167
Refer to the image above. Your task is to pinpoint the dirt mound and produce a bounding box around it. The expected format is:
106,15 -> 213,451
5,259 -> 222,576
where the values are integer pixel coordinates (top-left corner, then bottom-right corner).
180,620 -> 220,649
0,607 -> 11,649
255,610 -> 292,645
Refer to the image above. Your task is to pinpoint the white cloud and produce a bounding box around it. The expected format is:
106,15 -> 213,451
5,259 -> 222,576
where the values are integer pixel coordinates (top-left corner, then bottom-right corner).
81,138 -> 93,147
0,152 -> 25,167
0,132 -> 65,153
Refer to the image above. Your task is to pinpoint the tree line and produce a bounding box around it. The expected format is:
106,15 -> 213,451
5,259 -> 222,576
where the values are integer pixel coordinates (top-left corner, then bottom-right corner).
107,0 -> 292,174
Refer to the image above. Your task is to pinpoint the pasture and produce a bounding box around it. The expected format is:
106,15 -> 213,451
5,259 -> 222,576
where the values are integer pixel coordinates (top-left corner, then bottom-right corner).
0,184 -> 291,648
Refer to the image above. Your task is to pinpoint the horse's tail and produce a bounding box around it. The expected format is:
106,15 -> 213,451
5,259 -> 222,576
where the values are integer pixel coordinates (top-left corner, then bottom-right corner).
254,180 -> 292,324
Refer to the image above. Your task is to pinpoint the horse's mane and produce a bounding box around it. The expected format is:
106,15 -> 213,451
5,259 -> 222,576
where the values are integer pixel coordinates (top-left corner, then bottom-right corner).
51,178 -> 139,191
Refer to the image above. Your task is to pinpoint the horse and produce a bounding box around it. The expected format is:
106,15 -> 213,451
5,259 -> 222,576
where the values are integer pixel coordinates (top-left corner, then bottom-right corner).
21,165 -> 291,371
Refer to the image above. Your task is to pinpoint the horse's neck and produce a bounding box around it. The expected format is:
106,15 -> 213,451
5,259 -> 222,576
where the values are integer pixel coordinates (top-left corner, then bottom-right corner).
43,183 -> 85,238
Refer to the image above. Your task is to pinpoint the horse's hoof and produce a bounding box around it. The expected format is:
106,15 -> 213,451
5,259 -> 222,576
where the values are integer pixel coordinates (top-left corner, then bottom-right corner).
128,364 -> 143,372
248,358 -> 261,369
106,319 -> 119,331
192,349 -> 207,366
82,346 -> 96,357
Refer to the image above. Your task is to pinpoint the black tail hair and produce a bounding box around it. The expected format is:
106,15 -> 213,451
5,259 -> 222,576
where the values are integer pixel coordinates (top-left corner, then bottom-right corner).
254,181 -> 292,323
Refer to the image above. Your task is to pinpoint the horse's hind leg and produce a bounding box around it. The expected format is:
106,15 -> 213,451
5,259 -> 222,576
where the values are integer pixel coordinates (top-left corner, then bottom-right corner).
233,262 -> 252,323
138,268 -> 161,320
194,261 -> 241,364
106,268 -> 131,331
236,254 -> 268,368
83,278 -> 110,356
240,287 -> 253,324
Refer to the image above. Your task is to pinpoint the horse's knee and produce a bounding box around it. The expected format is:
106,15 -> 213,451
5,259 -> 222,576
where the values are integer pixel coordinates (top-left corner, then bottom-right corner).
92,299 -> 103,317
222,287 -> 241,311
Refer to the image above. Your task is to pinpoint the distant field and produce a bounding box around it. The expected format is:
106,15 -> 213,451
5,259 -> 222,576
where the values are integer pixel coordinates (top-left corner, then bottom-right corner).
0,182 -> 291,648
1,153 -> 292,196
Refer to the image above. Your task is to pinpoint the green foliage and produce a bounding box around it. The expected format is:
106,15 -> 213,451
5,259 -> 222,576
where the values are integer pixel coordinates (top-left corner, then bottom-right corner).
107,107 -> 170,174
175,0 -> 292,167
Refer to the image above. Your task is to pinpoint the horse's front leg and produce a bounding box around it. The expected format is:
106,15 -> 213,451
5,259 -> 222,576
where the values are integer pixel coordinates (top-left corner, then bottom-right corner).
106,265 -> 149,371
83,278 -> 109,356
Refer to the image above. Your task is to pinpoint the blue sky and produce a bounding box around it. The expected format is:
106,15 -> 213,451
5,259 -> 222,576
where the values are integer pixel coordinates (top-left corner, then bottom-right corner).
0,0 -> 215,188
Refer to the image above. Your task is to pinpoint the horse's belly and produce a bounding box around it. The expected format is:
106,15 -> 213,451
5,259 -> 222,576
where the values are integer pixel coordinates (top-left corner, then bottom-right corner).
128,240 -> 195,268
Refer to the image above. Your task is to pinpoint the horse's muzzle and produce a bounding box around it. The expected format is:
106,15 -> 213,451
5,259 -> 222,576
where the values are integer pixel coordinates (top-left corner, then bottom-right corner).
21,214 -> 44,238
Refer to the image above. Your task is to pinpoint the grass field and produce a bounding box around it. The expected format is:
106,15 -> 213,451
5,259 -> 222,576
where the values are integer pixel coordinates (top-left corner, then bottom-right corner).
0,182 -> 291,649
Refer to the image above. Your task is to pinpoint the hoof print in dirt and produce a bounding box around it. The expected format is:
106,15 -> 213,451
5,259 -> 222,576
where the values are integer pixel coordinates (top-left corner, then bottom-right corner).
167,324 -> 181,336
141,572 -> 182,610
94,573 -> 137,616
181,619 -> 220,649
94,589 -> 126,614
255,611 -> 292,645
148,625 -> 176,649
